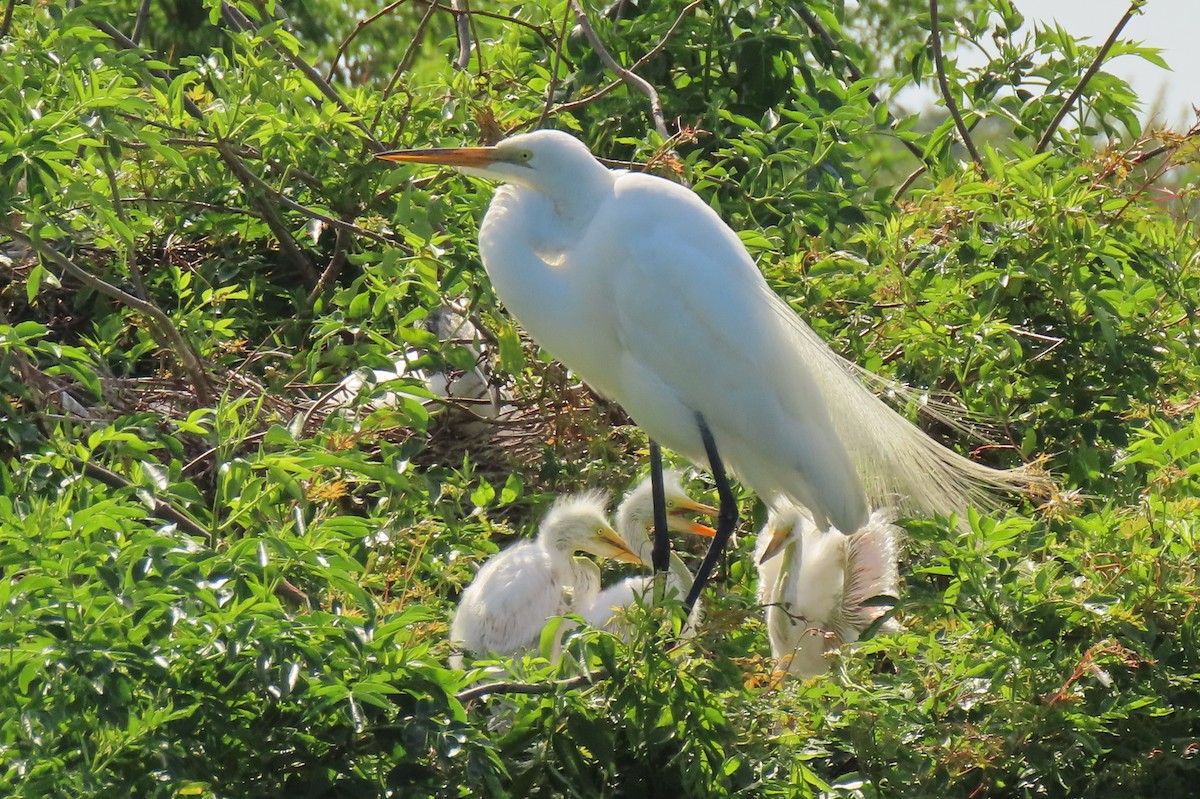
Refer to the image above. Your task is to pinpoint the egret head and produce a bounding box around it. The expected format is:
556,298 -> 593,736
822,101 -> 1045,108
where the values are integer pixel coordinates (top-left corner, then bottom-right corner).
617,471 -> 717,542
538,490 -> 641,564
756,505 -> 815,564
377,129 -> 607,192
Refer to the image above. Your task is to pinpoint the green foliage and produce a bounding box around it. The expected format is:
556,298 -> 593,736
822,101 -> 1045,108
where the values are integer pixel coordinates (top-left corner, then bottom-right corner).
2,0 -> 1199,796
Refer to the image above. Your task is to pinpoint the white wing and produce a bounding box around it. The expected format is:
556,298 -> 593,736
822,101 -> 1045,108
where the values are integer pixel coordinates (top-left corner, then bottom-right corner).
449,541 -> 570,659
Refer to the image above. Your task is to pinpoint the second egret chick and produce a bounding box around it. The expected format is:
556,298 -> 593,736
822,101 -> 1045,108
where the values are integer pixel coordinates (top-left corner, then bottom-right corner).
450,491 -> 641,667
756,505 -> 902,677
580,472 -> 716,636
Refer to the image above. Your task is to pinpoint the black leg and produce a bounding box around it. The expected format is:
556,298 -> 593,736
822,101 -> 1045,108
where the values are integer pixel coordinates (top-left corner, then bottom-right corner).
649,441 -> 670,573
684,414 -> 738,613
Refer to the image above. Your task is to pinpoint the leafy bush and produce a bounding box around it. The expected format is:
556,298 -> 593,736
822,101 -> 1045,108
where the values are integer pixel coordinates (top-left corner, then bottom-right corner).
2,0 -> 1198,796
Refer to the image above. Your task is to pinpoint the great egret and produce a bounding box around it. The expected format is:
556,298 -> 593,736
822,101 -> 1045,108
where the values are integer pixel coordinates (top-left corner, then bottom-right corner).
379,130 -> 1040,609
756,505 -> 902,677
449,491 -> 640,666
580,472 -> 716,636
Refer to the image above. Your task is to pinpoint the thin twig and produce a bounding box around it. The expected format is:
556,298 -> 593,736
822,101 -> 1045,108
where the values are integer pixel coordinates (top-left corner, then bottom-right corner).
893,165 -> 927,202
538,2 -> 575,127
1036,2 -> 1142,154
450,0 -> 471,71
99,148 -> 150,299
131,0 -> 152,44
413,0 -> 568,65
549,0 -> 701,126
306,225 -> 353,306
929,0 -> 986,177
116,197 -> 264,217
0,222 -> 214,404
372,0 -> 440,133
328,0 -> 409,82
568,0 -> 668,140
792,3 -> 928,165
213,139 -> 321,285
0,0 -> 17,39
1130,117 -> 1200,165
455,669 -> 606,703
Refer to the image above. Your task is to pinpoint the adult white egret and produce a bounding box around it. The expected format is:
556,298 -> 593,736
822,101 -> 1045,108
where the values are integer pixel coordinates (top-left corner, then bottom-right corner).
580,472 -> 716,636
756,505 -> 902,677
379,130 -> 1040,608
449,491 -> 640,666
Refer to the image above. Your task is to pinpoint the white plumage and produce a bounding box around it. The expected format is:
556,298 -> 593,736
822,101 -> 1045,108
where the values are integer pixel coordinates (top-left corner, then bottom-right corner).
579,472 -> 716,636
756,504 -> 902,677
379,131 -> 1041,541
449,491 -> 640,667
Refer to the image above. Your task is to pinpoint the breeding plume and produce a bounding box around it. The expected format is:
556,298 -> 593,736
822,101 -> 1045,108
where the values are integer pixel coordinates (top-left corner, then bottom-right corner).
380,130 -> 1040,607
580,472 -> 716,636
449,492 -> 640,666
756,505 -> 902,677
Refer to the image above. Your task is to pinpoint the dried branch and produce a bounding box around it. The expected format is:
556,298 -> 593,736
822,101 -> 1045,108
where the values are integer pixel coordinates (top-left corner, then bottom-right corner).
373,0 -> 440,132
929,0 -> 986,177
568,0 -> 668,140
792,3 -> 928,165
0,222 -> 214,404
455,669 -> 606,703
550,0 -> 701,126
450,0 -> 472,71
131,0 -> 152,44
538,2 -> 575,128
0,0 -> 17,39
306,225 -> 353,306
99,149 -> 150,299
329,0 -> 408,82
1130,117 -> 1200,165
1036,2 -> 1142,154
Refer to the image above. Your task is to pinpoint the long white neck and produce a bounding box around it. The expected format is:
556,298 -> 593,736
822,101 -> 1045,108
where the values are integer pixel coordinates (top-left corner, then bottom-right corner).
477,172 -> 623,399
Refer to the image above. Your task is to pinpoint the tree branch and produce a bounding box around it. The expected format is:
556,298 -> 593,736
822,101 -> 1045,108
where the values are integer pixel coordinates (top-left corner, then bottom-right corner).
568,0 -> 668,140
929,0 -> 986,177
131,0 -> 153,44
328,0 -> 409,83
1036,2 -> 1142,154
450,0 -> 472,71
0,0 -> 18,39
0,222 -> 214,404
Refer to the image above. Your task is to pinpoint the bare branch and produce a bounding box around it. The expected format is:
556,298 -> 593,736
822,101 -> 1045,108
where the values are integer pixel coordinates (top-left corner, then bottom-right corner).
1036,2 -> 1142,154
568,0 -> 668,140
0,222 -> 214,404
0,0 -> 18,39
328,0 -> 409,83
893,165 -> 927,202
372,0 -> 440,133
306,225 -> 353,306
929,0 -> 987,177
549,0 -> 701,126
131,0 -> 152,44
450,0 -> 471,71
99,148 -> 150,299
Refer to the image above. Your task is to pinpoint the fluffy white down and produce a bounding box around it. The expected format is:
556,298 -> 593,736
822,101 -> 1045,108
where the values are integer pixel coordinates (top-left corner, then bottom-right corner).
449,493 -> 614,666
757,505 -> 902,677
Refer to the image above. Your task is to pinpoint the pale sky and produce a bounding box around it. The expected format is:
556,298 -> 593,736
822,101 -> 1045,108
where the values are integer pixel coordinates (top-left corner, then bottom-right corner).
895,0 -> 1198,129
1016,0 -> 1197,126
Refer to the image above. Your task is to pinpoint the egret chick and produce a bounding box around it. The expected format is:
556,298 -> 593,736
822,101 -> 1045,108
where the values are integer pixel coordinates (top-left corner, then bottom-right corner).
756,505 -> 901,677
580,472 -> 716,636
450,491 -> 640,666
